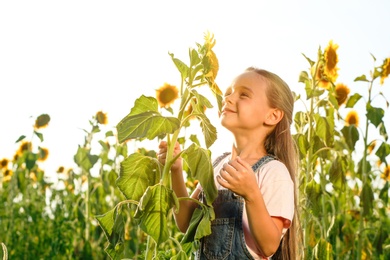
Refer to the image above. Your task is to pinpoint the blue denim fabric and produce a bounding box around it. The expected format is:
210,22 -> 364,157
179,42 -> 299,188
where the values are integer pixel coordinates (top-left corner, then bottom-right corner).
196,155 -> 275,260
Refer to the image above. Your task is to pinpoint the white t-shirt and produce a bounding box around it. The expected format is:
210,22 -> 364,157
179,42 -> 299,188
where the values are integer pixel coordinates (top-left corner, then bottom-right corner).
199,155 -> 294,259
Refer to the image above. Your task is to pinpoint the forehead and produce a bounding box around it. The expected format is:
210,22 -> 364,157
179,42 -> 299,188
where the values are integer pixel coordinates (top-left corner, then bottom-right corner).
226,71 -> 268,92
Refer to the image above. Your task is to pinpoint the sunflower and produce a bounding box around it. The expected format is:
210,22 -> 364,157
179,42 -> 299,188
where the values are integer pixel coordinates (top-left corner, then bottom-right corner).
156,83 -> 179,108
345,110 -> 359,126
324,40 -> 339,82
380,57 -> 390,85
18,141 -> 32,155
96,111 -> 108,125
2,169 -> 13,182
381,165 -> 390,181
335,83 -> 350,106
203,32 -> 222,96
0,158 -> 9,169
38,147 -> 49,162
34,114 -> 50,129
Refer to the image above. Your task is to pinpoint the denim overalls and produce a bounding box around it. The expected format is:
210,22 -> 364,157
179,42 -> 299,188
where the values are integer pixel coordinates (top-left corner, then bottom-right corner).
196,154 -> 275,260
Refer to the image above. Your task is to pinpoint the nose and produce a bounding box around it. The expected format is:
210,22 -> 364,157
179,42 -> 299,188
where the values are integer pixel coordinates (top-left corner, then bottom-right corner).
223,94 -> 233,105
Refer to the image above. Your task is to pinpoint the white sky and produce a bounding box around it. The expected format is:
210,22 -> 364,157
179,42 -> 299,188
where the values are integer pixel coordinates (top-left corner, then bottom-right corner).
1,0 -> 390,175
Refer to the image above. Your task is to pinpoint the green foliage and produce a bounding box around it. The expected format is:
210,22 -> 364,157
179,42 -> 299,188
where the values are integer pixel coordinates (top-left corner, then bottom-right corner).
1,35 -> 389,260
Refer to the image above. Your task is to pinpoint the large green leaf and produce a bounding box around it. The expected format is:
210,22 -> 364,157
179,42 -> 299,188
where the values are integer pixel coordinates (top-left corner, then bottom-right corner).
328,155 -> 347,190
366,104 -> 384,128
181,204 -> 215,244
340,125 -> 360,151
128,95 -> 159,116
116,111 -> 180,143
181,143 -> 217,205
116,153 -> 160,201
134,184 -> 179,245
360,183 -> 374,217
191,112 -> 217,149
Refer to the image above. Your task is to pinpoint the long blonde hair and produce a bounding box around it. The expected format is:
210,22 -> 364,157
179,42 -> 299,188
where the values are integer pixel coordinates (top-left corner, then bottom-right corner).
246,67 -> 302,259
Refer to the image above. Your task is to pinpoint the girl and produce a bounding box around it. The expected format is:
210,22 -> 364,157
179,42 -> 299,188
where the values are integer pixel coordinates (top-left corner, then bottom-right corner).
158,67 -> 300,259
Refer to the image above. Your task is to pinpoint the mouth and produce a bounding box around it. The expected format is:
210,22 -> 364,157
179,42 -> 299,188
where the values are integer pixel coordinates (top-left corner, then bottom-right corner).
221,107 -> 236,114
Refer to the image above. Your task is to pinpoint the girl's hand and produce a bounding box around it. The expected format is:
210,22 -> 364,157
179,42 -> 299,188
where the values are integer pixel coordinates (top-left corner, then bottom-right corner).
217,156 -> 258,201
158,141 -> 182,173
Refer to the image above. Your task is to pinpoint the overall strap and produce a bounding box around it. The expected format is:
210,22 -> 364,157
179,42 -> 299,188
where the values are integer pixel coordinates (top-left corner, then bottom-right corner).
212,152 -> 276,171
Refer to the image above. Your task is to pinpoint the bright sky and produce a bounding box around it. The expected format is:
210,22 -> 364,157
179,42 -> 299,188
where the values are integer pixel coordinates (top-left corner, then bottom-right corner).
1,0 -> 389,175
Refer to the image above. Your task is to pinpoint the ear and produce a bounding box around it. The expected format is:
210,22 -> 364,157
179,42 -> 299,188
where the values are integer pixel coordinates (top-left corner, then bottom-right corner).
265,108 -> 284,126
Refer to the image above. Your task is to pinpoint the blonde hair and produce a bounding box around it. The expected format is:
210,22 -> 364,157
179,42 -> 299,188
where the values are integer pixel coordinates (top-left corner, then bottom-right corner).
246,67 -> 302,259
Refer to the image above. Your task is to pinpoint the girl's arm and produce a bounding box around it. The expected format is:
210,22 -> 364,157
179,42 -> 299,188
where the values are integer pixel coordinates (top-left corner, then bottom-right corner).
158,141 -> 199,232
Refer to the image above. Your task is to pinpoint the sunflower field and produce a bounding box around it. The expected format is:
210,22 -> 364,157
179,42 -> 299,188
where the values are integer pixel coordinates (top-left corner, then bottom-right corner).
1,34 -> 389,260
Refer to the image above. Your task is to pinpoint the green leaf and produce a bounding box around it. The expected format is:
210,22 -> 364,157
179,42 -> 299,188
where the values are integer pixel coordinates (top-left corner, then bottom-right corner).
129,95 -> 159,115
354,74 -> 369,82
328,155 -> 347,190
314,114 -> 332,145
34,131 -> 44,142
305,180 -> 322,213
181,205 -> 214,244
116,111 -> 180,143
301,53 -> 315,67
15,135 -> 26,143
169,52 -> 189,79
191,112 -> 217,148
134,184 -> 179,245
96,207 -> 117,240
191,90 -> 213,109
116,153 -> 160,201
375,142 -> 390,164
340,125 -> 360,151
298,70 -> 309,83
360,183 -> 374,217
294,133 -> 309,157
366,104 -> 384,127
73,146 -> 99,171
190,48 -> 201,67
181,143 -> 217,205
345,93 -> 362,108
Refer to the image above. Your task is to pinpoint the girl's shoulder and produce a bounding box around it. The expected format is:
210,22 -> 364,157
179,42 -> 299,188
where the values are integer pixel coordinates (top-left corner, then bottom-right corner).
257,160 -> 292,183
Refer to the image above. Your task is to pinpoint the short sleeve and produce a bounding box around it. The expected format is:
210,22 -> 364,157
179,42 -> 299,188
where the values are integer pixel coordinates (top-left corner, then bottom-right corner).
257,160 -> 294,228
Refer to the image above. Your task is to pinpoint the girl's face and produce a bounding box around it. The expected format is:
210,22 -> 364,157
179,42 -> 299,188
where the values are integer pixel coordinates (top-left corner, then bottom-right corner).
220,71 -> 273,133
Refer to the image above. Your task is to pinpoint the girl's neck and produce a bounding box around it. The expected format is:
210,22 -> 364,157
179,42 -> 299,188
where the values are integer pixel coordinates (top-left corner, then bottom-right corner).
230,140 -> 267,165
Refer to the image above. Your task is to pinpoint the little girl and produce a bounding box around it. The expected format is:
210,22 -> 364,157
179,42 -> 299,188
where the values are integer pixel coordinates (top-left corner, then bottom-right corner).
158,67 -> 300,259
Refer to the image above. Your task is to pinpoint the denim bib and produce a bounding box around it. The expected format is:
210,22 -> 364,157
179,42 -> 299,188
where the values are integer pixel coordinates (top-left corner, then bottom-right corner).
196,154 -> 275,260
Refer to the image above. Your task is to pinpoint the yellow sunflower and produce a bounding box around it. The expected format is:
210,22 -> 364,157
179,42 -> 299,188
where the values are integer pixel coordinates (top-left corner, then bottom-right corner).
380,57 -> 390,85
381,165 -> 390,181
18,141 -> 32,155
96,111 -> 108,125
0,158 -> 9,169
203,32 -> 222,95
34,114 -> 50,129
335,83 -> 350,106
156,83 -> 179,108
345,110 -> 359,126
324,40 -> 339,82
